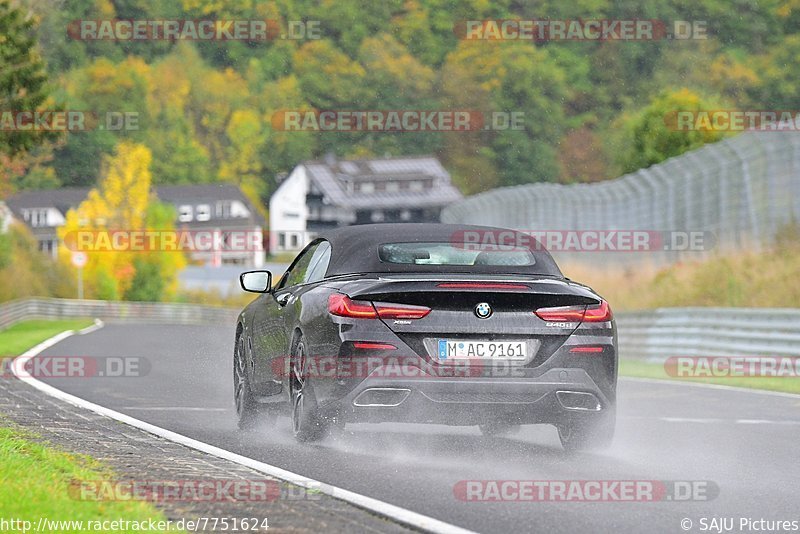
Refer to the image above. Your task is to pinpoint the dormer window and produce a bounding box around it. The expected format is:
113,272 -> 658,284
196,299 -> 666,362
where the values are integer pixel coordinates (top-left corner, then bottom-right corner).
196,204 -> 211,222
178,205 -> 193,222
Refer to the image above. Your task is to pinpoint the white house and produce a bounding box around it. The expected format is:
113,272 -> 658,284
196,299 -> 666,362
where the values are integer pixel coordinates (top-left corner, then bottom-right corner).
269,154 -> 463,253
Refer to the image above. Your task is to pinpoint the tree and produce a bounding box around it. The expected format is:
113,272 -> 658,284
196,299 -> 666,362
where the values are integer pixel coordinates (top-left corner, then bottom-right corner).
0,223 -> 75,302
441,41 -> 569,191
123,201 -> 184,301
54,56 -> 151,186
57,142 -> 185,300
293,40 -> 367,109
614,89 -> 725,174
558,127 -> 610,183
0,0 -> 57,155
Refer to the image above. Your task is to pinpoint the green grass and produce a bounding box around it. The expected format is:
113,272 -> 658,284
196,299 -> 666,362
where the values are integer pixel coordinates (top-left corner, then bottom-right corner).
0,319 -> 94,357
620,358 -> 800,394
0,424 -> 173,533
0,319 -> 176,532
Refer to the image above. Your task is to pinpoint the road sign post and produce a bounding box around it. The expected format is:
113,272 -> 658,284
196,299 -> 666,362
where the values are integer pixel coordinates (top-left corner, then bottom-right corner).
71,251 -> 87,299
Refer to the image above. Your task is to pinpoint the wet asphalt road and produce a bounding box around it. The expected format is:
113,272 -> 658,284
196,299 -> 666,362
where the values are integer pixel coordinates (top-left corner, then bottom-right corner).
37,322 -> 800,533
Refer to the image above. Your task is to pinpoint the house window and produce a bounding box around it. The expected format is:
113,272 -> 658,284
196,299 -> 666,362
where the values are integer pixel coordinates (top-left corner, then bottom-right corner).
178,205 -> 193,222
278,232 -> 286,249
360,182 -> 375,193
196,204 -> 211,222
371,211 -> 384,222
27,209 -> 48,227
386,182 -> 399,193
290,233 -> 299,248
410,181 -> 423,192
215,201 -> 231,218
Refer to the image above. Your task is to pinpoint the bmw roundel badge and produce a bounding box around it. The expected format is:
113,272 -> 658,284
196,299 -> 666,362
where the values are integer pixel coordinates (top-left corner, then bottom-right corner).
474,302 -> 492,319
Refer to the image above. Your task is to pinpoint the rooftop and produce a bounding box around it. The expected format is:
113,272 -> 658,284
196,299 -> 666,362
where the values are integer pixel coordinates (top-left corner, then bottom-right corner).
301,155 -> 462,209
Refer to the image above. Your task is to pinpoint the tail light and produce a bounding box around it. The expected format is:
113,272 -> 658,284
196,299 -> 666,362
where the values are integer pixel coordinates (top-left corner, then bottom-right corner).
374,302 -> 431,319
534,300 -> 612,323
583,300 -> 613,322
534,305 -> 586,322
328,294 -> 431,320
328,294 -> 378,318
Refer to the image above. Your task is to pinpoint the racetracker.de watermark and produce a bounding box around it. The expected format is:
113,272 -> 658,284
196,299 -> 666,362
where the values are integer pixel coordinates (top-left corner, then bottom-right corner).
666,110 -> 800,132
271,110 -> 525,132
454,19 -> 707,41
2,356 -> 149,378
451,229 -> 715,252
0,111 -> 138,132
270,355 -> 534,380
664,356 -> 800,378
62,230 -> 264,253
67,19 -> 321,41
454,480 -> 719,502
68,479 -> 322,502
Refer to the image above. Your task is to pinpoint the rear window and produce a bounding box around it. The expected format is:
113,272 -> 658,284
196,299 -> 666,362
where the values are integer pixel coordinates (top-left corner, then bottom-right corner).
378,242 -> 535,267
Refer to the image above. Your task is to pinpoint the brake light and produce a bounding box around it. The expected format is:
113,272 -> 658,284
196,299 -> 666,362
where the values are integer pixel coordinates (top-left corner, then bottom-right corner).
328,294 -> 377,318
569,346 -> 604,353
534,300 -> 612,322
437,282 -> 529,290
374,302 -> 431,319
328,294 -> 431,320
353,342 -> 397,350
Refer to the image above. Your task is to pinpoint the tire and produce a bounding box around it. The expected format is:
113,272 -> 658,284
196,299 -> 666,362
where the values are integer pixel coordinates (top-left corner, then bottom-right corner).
289,337 -> 327,442
558,407 -> 616,452
234,334 -> 275,430
478,421 -> 521,437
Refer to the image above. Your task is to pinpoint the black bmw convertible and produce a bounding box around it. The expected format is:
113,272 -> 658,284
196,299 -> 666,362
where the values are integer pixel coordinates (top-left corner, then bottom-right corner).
234,223 -> 617,451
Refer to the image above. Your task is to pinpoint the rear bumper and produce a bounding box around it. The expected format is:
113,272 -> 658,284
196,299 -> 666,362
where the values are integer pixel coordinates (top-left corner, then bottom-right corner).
327,367 -> 613,426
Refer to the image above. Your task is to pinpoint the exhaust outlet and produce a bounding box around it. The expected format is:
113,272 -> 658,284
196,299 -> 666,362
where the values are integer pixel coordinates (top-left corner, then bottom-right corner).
556,391 -> 601,411
353,388 -> 411,407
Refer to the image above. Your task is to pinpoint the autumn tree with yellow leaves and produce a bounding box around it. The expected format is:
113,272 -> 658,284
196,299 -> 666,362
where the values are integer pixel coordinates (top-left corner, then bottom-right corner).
57,142 -> 185,301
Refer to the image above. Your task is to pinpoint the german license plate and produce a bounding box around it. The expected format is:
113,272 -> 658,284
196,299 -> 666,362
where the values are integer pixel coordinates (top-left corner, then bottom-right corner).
437,340 -> 527,360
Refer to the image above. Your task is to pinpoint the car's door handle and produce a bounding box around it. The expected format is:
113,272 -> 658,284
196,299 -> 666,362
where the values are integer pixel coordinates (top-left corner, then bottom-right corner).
276,293 -> 291,306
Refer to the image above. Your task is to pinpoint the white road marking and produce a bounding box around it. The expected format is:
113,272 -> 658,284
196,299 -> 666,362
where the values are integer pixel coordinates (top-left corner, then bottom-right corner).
620,415 -> 800,425
621,376 -> 800,399
12,326 -> 476,534
118,407 -> 228,412
77,319 -> 104,335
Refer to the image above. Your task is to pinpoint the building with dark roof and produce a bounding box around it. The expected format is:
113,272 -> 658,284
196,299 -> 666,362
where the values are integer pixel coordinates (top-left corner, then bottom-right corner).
269,154 -> 462,253
5,183 -> 266,267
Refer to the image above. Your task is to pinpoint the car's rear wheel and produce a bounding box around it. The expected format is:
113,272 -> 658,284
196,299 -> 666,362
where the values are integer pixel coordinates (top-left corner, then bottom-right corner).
557,407 -> 616,452
478,421 -> 521,437
234,334 -> 270,430
290,337 -> 327,442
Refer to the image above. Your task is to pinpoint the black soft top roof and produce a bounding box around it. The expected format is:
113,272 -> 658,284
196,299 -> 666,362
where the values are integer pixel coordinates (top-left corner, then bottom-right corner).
319,223 -> 562,277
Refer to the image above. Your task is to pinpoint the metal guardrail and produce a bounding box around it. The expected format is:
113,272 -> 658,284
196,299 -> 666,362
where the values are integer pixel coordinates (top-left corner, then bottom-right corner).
615,308 -> 800,361
0,298 -> 239,329
442,131 -> 800,265
2,298 -> 796,362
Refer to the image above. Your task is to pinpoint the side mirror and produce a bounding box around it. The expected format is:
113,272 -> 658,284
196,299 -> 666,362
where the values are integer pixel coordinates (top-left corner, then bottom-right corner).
240,270 -> 272,293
